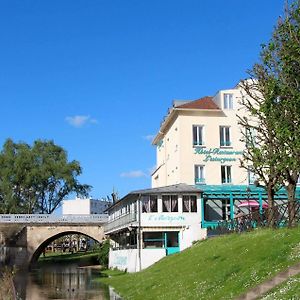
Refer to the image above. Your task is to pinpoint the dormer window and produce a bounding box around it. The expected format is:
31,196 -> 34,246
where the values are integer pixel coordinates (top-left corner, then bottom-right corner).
223,93 -> 233,109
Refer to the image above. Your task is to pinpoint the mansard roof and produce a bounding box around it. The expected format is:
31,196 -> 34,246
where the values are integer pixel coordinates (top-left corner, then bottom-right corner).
175,96 -> 220,110
152,96 -> 221,144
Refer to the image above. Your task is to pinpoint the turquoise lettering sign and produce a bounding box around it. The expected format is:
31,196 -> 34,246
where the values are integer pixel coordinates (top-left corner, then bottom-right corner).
147,215 -> 185,222
194,147 -> 243,163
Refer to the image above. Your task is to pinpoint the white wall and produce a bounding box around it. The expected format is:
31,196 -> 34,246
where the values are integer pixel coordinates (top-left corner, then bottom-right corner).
180,226 -> 207,250
62,198 -> 110,215
62,198 -> 90,215
108,227 -> 206,273
109,248 -> 166,273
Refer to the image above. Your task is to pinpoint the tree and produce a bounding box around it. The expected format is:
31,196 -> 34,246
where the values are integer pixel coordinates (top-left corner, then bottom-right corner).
98,239 -> 110,268
0,139 -> 91,214
265,2 -> 300,225
0,139 -> 33,213
238,78 -> 284,213
239,0 -> 300,225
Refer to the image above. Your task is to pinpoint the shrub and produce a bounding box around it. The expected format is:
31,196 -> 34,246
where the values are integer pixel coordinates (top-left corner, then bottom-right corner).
98,239 -> 110,268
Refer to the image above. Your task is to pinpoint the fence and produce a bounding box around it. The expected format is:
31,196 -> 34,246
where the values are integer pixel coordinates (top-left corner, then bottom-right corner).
211,201 -> 300,235
0,214 -> 108,224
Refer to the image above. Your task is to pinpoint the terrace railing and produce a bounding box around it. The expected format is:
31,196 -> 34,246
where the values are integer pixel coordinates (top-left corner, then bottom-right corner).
212,201 -> 300,235
0,214 -> 108,224
104,213 -> 137,233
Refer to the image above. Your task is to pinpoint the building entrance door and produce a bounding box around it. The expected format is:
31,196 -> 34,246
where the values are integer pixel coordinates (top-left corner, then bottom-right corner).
165,231 -> 179,255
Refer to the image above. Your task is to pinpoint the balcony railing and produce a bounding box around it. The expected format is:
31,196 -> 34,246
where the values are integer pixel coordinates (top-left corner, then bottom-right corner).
0,214 -> 108,224
104,213 -> 137,233
195,178 -> 205,184
220,141 -> 231,147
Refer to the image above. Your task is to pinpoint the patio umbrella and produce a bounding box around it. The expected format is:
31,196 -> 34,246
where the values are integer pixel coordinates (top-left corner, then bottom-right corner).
238,200 -> 268,208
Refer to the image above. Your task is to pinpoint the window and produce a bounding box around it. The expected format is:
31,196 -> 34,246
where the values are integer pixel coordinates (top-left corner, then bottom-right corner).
248,168 -> 256,185
223,93 -> 233,109
221,165 -> 232,184
222,200 -> 231,220
143,232 -> 164,248
193,125 -> 204,146
182,195 -> 197,212
162,195 -> 178,212
195,165 -> 205,184
220,126 -> 231,147
142,195 -> 158,213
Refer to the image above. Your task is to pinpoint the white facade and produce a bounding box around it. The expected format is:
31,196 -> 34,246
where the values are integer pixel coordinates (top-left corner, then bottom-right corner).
62,197 -> 110,215
109,248 -> 166,273
151,84 -> 249,188
104,184 -> 207,272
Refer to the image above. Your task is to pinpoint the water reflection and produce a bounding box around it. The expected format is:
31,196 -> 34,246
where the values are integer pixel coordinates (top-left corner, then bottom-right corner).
14,264 -> 120,300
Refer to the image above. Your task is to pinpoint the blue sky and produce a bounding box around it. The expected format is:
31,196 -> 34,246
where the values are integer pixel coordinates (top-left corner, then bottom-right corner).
0,0 -> 285,201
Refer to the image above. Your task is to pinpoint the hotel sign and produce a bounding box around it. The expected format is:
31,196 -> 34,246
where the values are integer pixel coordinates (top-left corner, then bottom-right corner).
194,147 -> 243,163
147,214 -> 185,222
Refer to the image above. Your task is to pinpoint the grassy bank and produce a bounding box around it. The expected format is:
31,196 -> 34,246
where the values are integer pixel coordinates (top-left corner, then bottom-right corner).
99,228 -> 300,299
38,250 -> 100,266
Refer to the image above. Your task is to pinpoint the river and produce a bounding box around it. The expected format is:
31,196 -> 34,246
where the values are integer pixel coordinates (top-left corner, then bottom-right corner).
13,264 -> 121,300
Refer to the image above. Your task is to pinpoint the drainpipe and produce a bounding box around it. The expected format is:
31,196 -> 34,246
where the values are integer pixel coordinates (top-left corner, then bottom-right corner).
137,194 -> 142,272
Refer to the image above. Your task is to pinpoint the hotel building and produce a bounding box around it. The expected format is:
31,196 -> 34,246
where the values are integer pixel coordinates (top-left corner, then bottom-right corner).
152,85 -> 247,188
104,81 -> 299,272
151,82 -> 297,227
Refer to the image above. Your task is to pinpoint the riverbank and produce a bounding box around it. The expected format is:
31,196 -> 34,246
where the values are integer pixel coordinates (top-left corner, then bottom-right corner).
0,268 -> 16,300
99,227 -> 300,299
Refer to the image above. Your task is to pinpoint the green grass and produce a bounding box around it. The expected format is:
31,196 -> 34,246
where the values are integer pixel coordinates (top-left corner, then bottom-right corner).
37,250 -> 99,265
99,227 -> 300,300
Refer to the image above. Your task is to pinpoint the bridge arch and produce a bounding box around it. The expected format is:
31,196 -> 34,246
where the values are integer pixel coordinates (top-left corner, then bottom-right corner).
27,225 -> 105,268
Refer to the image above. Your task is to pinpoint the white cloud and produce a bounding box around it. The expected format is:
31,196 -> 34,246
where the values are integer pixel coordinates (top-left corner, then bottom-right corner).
143,134 -> 155,142
65,115 -> 98,128
120,170 -> 147,178
90,118 -> 99,124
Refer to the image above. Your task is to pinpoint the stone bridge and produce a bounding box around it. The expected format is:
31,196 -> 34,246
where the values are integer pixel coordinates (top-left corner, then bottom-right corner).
0,214 -> 108,269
